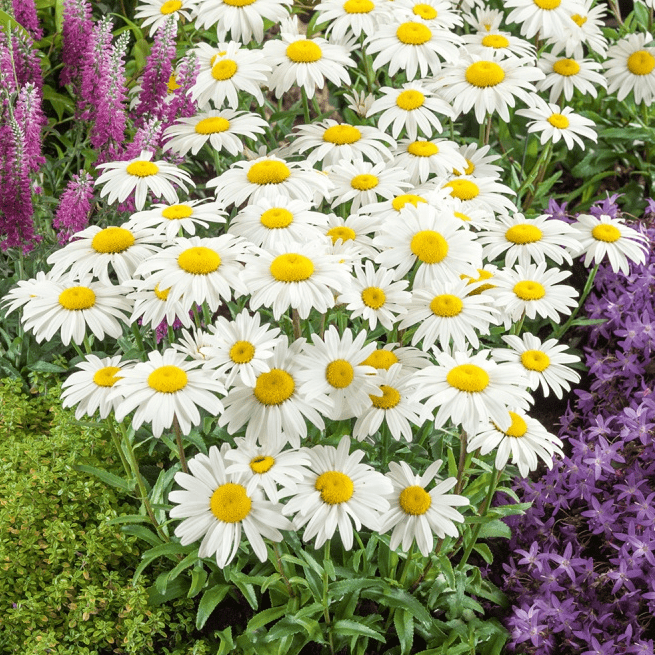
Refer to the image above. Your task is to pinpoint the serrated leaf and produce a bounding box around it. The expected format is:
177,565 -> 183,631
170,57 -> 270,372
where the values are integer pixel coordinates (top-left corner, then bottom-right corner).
148,576 -> 190,606
188,565 -> 207,598
121,524 -> 163,548
196,584 -> 231,630
28,359 -> 68,374
107,514 -> 149,526
73,464 -> 134,492
247,606 -> 288,633
394,609 -> 414,655
230,570 -> 258,609
330,578 -> 384,598
332,619 -> 385,642
473,543 -> 493,564
363,587 -> 433,628
132,541 -> 190,582
477,519 -> 512,540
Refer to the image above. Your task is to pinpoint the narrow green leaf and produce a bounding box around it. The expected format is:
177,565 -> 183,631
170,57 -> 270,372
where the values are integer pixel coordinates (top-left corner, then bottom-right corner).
330,578 -> 384,598
477,518 -> 512,540
0,10 -> 29,37
188,565 -> 207,598
332,619 -> 385,642
121,524 -> 163,548
247,606 -> 288,632
394,609 -> 414,655
196,584 -> 231,630
28,359 -> 68,374
73,464 -> 134,492
473,543 -> 493,564
230,570 -> 258,609
166,550 -> 200,583
132,541 -> 190,582
148,576 -> 190,606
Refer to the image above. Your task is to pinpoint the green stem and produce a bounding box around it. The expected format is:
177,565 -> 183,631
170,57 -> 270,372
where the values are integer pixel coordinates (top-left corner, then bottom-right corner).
550,262 -> 599,341
83,335 -> 93,354
291,308 -> 302,341
300,87 -> 311,124
398,542 -> 415,587
106,419 -> 132,482
323,540 -> 335,655
271,542 -> 295,597
454,430 -> 468,495
518,140 -> 553,211
409,538 -> 443,593
173,416 -> 189,474
483,114 -> 493,146
131,323 -> 146,359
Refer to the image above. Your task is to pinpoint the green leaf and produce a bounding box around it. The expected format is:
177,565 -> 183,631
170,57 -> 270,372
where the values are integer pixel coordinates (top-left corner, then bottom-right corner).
485,502 -> 532,517
148,575 -> 190,605
332,619 -> 385,642
132,38 -> 150,74
28,359 -> 68,374
364,587 -> 433,628
473,543 -> 493,564
0,10 -> 29,38
229,570 -> 258,609
188,564 -> 208,598
73,464 -> 134,492
477,519 -> 512,540
394,609 -> 414,655
481,631 -> 508,655
41,84 -> 75,121
165,550 -> 200,584
247,606 -> 288,632
330,578 -> 385,598
107,513 -> 149,526
132,541 -> 191,582
121,524 -> 163,548
196,584 -> 231,630
216,627 -> 235,655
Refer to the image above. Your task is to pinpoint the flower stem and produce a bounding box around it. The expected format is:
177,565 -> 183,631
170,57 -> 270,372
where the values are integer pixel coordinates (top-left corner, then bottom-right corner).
323,540 -> 335,655
550,262 -> 599,341
291,308 -> 302,341
106,419 -> 132,482
301,87 -> 311,124
173,416 -> 189,474
271,542 -> 295,597
454,430 -> 468,495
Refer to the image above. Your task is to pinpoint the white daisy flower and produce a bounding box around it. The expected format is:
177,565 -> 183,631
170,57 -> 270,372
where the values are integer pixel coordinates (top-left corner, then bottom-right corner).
367,82 -> 455,140
203,310 -> 281,388
125,199 -> 227,244
61,355 -> 132,420
285,120 -> 395,167
208,155 -> 333,207
353,364 -> 426,443
393,137 -> 467,185
360,343 -> 432,373
399,277 -> 499,352
468,408 -> 563,477
504,0 -> 581,40
476,211 -> 581,268
516,95 -> 597,149
20,276 -> 131,346
218,336 -> 332,447
493,333 -> 581,399
343,89 -> 376,117
437,175 -> 517,215
323,214 -> 381,260
460,265 -> 498,297
314,0 -> 393,41
571,213 -> 649,275
463,6 -> 504,33
163,109 -> 268,157
358,190 -> 431,222
461,29 -> 536,60
451,143 -> 503,180
95,151 -> 194,211
225,438 -> 312,502
603,32 -> 655,105
546,0 -> 608,58
380,460 -> 469,555
492,262 -> 579,329
536,51 -> 606,102
394,0 -> 464,31
46,224 -> 162,285
135,235 -> 250,314
412,349 -> 532,435
125,277 -> 191,330
282,436 -> 393,550
134,0 -> 196,37
1,271 -> 59,317
169,446 -> 293,568
111,348 -> 226,438
173,326 -> 214,362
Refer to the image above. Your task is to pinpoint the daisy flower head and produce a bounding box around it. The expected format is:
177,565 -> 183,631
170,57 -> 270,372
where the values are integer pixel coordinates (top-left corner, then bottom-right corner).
111,348 -> 226,438
434,52 -> 544,123
461,29 -> 536,61
380,460 -> 469,555
208,155 -> 332,208
296,326 -> 381,420
95,151 -> 194,211
546,0 -> 608,58
493,333 -> 581,399
285,120 -> 395,167
190,42 -> 272,109
173,326 -> 214,362
367,81 -> 455,141
327,159 -> 412,213
2,271 -> 59,317
451,143 -> 503,180
337,260 -> 411,331
394,0 -> 464,31
227,195 -> 327,250
125,199 -> 227,244
468,408 -> 563,477
135,235 -> 250,313
360,343 -> 432,374
282,436 -> 393,550
203,309 -> 281,388
20,275 -> 131,346
399,276 -> 499,352
125,276 -> 191,330
374,202 -> 483,287
516,95 -> 597,149
504,0 -> 583,40
343,89 -> 376,117
358,189 -> 431,222
603,33 -> 655,105
437,175 -> 517,215
218,336 -> 331,447
163,109 -> 268,157
476,211 -> 581,268
169,446 -> 293,568
536,51 -> 606,102
571,213 -> 649,275
412,349 -> 532,436
464,6 -> 503,33
353,364 -> 426,443
61,355 -> 132,420
364,17 -> 461,80
323,213 -> 381,260
493,262 -> 579,329
241,240 -> 350,320
393,137 -> 467,185
134,0 -> 196,36
314,0 -> 393,41
46,224 -> 162,285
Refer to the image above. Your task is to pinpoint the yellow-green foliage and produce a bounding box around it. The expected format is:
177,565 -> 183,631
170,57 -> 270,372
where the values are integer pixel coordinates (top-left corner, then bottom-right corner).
0,378 -> 209,655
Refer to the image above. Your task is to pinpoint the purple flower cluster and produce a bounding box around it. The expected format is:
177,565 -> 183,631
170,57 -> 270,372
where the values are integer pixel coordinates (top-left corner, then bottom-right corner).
52,170 -> 94,244
12,0 -> 43,41
489,203 -> 655,654
60,0 -> 93,88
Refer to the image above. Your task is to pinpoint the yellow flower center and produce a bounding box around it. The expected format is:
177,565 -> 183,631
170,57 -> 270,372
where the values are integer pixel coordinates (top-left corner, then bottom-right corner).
370,384 -> 401,409
270,253 -> 314,282
430,293 -> 463,317
591,224 -> 621,242
230,340 -> 256,364
533,0 -> 560,9
407,140 -> 438,157
91,226 -> 135,254
315,470 -> 354,505
327,226 -> 356,243
210,483 -> 252,523
177,246 -> 221,275
547,113 -> 570,129
58,286 -> 96,310
446,364 -> 490,392
211,59 -> 238,80
627,50 -> 655,75
167,73 -> 180,92
513,280 -> 546,300
154,284 -> 170,300
350,174 -> 379,191
410,230 -> 449,264
223,0 -> 257,6
361,286 -> 386,309
126,161 -> 159,177
452,159 -> 475,176
92,366 -> 122,387
454,211 -> 471,221
250,455 -> 275,474
325,359 -> 355,389
343,0 -> 374,12
501,411 -> 528,437
465,61 -> 505,87
253,369 -> 295,405
260,208 -> 294,229
392,194 -> 426,211
481,34 -> 510,48
412,3 -> 437,19
521,349 -> 550,372
396,89 -> 425,110
399,485 -> 432,515
147,365 -> 188,393
443,179 -> 479,200
360,349 -> 399,370
570,13 -> 587,26
396,22 -> 432,45
195,117 -> 230,134
247,161 -> 291,185
505,224 -> 543,244
552,58 -> 580,76
323,125 -> 362,145
461,269 -> 495,295
162,204 -> 194,219
160,0 -> 182,14
286,40 -> 322,63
